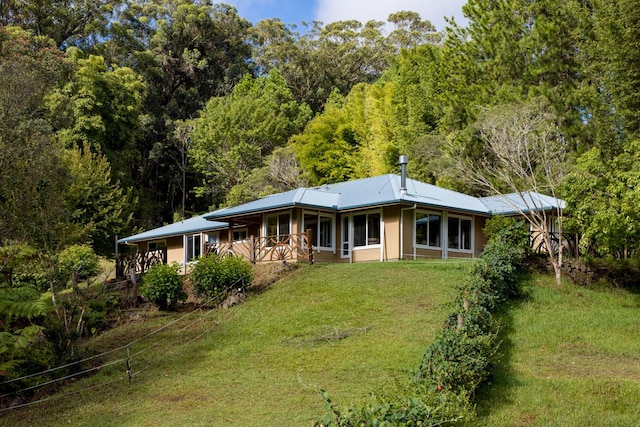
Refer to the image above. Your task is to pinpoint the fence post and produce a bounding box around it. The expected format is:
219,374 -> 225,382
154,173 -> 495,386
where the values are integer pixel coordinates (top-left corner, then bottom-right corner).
306,228 -> 314,264
129,267 -> 138,307
126,345 -> 132,385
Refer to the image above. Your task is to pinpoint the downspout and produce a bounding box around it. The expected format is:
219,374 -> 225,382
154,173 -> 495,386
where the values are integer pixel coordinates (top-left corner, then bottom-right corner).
380,216 -> 385,262
400,204 -> 417,260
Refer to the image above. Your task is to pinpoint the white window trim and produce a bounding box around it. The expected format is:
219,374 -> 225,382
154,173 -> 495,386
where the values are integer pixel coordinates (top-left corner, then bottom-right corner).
414,210 -> 443,250
232,227 -> 249,242
350,209 -> 383,251
303,210 -> 336,252
447,214 -> 474,254
263,211 -> 292,237
341,215 -> 350,259
184,233 -> 203,264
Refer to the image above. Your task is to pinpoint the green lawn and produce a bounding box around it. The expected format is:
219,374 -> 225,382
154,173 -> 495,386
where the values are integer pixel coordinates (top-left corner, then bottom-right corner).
9,262 -> 638,426
475,275 -> 640,426
7,261 -> 466,426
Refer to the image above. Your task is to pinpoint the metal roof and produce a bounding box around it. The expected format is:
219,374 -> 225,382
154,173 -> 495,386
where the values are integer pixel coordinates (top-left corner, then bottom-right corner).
205,174 -> 493,220
479,191 -> 566,215
117,214 -> 227,244
118,175 -> 566,244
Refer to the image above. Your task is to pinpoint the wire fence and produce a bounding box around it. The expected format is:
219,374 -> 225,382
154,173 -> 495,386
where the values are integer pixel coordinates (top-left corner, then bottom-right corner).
0,275 -> 250,413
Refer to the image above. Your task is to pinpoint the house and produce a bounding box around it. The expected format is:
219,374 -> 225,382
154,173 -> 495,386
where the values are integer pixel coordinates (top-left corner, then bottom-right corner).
117,160 -> 565,276
116,214 -> 228,277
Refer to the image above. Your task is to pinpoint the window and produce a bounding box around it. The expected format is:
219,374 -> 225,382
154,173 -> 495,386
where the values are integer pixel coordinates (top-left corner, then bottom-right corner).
265,213 -> 290,245
186,234 -> 201,261
416,212 -> 441,248
303,212 -> 334,249
232,228 -> 248,241
265,213 -> 290,237
342,216 -> 349,257
148,240 -> 166,251
448,216 -> 472,251
353,212 -> 381,247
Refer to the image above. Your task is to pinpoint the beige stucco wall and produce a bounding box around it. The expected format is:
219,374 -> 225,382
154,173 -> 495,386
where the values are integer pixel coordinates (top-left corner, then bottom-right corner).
383,205 -> 401,261
166,236 -> 184,265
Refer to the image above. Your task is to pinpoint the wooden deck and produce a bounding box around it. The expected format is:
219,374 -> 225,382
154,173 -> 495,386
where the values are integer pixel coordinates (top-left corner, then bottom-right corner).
116,231 -> 313,278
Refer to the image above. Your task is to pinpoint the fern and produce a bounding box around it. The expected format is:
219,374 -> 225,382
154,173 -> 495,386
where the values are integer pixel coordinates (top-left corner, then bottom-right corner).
0,286 -> 51,320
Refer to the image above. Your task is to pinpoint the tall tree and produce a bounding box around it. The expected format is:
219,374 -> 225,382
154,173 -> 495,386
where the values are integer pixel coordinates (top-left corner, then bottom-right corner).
0,0 -> 119,48
99,1 -> 253,223
0,27 -> 80,251
190,70 -> 311,207
46,52 -> 146,183
62,144 -> 136,256
582,0 -> 640,156
438,0 -> 588,156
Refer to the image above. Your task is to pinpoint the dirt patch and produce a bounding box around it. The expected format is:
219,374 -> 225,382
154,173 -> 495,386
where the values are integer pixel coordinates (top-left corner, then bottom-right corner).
534,351 -> 640,382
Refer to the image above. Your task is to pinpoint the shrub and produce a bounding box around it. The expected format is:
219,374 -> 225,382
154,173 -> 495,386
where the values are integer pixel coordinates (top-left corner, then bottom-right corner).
141,263 -> 185,311
57,244 -> 101,287
191,255 -> 253,302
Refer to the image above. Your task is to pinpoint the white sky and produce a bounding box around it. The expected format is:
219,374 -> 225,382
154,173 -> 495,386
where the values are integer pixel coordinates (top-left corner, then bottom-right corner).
315,0 -> 468,31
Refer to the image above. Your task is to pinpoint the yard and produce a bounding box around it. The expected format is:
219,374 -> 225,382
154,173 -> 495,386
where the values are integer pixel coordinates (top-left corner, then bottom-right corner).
5,261 -> 640,426
5,261 -> 465,426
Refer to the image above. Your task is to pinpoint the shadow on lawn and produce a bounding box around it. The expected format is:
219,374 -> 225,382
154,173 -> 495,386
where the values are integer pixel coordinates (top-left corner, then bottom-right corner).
473,280 -> 531,419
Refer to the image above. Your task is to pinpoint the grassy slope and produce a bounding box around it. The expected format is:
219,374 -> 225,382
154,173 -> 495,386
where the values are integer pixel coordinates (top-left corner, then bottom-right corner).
9,261 -> 465,427
476,274 -> 640,426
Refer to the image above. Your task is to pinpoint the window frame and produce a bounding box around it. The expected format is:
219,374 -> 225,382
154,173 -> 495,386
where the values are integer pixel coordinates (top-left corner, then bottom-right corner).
414,210 -> 442,249
147,240 -> 167,251
184,233 -> 202,263
232,227 -> 249,242
302,210 -> 335,251
447,214 -> 473,253
350,209 -> 382,250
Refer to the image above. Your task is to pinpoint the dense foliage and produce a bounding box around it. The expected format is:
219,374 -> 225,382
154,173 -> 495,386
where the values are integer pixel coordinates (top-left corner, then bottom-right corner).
190,255 -> 253,303
141,263 -> 186,311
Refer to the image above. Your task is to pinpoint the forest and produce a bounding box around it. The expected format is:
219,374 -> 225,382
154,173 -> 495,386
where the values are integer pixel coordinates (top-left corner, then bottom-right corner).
1,0 -> 640,400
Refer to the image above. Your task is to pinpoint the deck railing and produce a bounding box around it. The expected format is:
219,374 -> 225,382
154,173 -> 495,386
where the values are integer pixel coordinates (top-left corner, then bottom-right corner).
205,230 -> 314,264
116,248 -> 167,279
116,231 -> 313,279
530,231 -> 579,258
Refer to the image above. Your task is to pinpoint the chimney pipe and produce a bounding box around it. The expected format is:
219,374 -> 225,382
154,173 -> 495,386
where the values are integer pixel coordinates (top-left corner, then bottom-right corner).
399,155 -> 408,195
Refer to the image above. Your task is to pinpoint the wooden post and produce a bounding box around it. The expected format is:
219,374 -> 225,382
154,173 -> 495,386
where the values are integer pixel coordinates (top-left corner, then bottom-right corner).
457,313 -> 464,330
129,267 -> 138,307
306,228 -> 314,264
126,345 -> 132,384
249,235 -> 255,263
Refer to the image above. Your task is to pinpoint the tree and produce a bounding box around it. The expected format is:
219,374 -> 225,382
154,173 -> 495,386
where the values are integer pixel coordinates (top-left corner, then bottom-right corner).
563,141 -> 640,258
190,70 -> 311,207
0,0 -> 118,48
46,52 -> 146,183
61,144 -> 136,256
224,147 -> 309,207
0,27 -> 80,251
437,0 -> 589,167
99,1 -> 253,222
451,99 -> 568,285
581,0 -> 640,156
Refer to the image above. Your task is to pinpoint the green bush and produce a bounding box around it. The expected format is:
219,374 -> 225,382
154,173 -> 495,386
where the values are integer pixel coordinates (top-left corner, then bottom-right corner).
191,255 -> 253,302
57,244 -> 101,286
141,263 -> 186,310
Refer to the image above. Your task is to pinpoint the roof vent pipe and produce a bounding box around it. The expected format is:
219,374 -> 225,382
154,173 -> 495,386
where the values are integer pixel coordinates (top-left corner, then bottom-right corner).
399,155 -> 408,195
